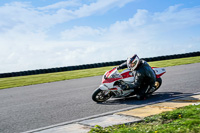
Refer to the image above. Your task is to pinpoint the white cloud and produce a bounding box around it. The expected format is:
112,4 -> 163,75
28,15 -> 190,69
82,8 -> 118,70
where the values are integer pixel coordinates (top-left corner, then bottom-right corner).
0,0 -> 135,31
153,5 -> 200,26
0,2 -> 200,73
61,26 -> 106,40
38,0 -> 81,10
74,0 -> 135,17
61,5 -> 200,58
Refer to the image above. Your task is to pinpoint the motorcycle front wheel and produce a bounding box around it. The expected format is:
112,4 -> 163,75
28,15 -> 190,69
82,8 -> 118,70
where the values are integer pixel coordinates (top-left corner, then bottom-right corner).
92,88 -> 111,103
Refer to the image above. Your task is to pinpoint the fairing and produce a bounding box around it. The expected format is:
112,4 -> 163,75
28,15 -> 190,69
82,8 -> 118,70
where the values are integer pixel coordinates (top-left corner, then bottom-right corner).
152,67 -> 166,78
101,67 -> 166,89
102,68 -> 134,85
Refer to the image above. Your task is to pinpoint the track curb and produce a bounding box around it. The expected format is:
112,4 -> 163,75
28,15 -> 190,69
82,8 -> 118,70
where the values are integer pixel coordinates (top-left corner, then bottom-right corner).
24,93 -> 200,133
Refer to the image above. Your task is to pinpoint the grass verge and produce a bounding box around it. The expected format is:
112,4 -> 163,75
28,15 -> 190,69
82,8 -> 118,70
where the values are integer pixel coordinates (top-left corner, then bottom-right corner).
89,104 -> 200,133
0,56 -> 200,90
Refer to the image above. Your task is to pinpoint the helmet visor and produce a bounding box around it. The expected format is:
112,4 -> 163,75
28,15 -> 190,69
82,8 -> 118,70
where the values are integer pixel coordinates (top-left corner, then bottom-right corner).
130,60 -> 137,67
129,60 -> 138,71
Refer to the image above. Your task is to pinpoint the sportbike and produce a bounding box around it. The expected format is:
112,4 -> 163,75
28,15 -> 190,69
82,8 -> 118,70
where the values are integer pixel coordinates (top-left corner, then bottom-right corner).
92,67 -> 166,103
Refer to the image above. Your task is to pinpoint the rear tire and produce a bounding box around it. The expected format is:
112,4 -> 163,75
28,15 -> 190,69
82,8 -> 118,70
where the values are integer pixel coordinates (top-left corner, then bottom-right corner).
149,77 -> 162,94
92,88 -> 111,103
145,77 -> 162,97
154,77 -> 162,91
137,78 -> 162,100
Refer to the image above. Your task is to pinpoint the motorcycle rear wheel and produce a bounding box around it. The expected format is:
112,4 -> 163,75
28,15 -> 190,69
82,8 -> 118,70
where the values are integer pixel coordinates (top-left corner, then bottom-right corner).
149,77 -> 162,94
137,78 -> 163,100
154,77 -> 162,90
92,88 -> 111,103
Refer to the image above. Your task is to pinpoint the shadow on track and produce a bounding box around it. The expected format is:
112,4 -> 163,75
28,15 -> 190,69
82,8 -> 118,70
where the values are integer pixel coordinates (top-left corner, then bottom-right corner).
99,92 -> 193,105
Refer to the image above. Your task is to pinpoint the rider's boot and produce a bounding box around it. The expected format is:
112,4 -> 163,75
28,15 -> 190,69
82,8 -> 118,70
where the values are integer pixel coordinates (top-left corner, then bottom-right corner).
136,87 -> 149,100
136,95 -> 146,100
147,86 -> 156,93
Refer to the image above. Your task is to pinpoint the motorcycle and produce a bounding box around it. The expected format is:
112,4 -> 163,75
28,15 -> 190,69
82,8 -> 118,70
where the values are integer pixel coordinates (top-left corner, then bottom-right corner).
92,67 -> 166,103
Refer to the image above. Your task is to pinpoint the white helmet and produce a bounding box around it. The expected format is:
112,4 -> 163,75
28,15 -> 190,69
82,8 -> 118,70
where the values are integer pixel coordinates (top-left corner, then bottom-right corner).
127,54 -> 140,71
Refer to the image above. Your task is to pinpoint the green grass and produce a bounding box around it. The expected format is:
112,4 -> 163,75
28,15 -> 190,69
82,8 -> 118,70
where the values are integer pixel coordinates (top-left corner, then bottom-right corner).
148,56 -> 200,67
0,56 -> 200,90
89,104 -> 200,133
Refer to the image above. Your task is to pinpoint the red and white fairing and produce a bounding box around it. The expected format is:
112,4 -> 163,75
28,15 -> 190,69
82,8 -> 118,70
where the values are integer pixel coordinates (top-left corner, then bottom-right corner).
100,68 -> 134,90
152,67 -> 166,78
99,67 -> 166,91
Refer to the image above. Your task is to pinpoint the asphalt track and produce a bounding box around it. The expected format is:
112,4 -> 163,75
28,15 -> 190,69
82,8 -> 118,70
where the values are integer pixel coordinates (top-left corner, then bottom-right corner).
0,63 -> 200,133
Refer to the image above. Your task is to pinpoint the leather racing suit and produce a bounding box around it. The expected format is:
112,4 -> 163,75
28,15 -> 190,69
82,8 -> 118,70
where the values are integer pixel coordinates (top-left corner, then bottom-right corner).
118,60 -> 156,97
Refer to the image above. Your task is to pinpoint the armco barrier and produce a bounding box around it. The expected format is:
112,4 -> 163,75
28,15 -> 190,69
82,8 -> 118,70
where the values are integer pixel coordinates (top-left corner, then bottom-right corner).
0,51 -> 199,78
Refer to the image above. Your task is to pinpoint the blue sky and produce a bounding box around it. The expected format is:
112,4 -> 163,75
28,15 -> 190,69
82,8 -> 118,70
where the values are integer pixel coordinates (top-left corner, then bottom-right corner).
0,0 -> 200,73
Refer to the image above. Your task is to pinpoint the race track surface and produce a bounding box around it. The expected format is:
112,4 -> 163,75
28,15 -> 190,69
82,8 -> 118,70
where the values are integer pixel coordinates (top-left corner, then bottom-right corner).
0,63 -> 199,133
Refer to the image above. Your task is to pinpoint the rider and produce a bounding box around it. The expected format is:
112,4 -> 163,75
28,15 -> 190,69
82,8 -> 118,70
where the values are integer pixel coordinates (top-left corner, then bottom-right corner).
117,54 -> 156,100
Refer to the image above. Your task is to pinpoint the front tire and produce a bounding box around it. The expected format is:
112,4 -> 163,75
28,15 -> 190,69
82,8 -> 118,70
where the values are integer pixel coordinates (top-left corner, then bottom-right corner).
92,88 -> 111,103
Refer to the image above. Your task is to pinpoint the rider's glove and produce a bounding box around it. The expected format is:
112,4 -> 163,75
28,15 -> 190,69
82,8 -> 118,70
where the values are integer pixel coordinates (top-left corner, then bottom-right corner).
116,66 -> 120,70
112,66 -> 120,70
